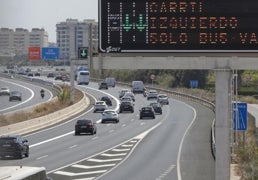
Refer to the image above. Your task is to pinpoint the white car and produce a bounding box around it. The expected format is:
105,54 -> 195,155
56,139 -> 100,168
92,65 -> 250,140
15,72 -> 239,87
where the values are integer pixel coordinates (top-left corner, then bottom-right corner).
122,92 -> 135,101
147,90 -> 158,100
119,89 -> 130,98
120,96 -> 134,105
93,101 -> 108,113
101,110 -> 119,123
0,87 -> 10,96
157,94 -> 169,105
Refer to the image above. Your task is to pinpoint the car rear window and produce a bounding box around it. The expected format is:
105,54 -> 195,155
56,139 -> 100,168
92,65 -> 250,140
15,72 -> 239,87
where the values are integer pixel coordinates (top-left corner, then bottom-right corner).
0,138 -> 16,144
77,120 -> 92,125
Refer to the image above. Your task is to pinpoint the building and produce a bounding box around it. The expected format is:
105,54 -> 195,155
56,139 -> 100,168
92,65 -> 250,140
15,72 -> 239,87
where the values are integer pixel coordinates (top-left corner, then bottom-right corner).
56,19 -> 98,62
0,28 -> 48,56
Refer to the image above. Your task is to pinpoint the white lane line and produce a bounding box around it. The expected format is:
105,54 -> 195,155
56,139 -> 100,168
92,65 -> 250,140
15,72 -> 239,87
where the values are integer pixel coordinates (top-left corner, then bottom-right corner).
121,124 -> 126,127
69,145 -> 78,149
130,140 -> 137,143
54,170 -> 107,176
72,164 -> 116,169
101,153 -> 127,157
30,131 -> 74,148
176,102 -> 197,180
87,158 -> 122,162
156,164 -> 176,180
37,155 -> 48,160
92,136 -> 99,140
73,178 -> 95,180
112,148 -> 130,152
121,144 -> 134,147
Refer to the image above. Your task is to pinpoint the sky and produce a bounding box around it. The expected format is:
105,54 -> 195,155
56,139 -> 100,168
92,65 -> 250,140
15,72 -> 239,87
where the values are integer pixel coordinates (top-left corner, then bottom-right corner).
0,0 -> 98,42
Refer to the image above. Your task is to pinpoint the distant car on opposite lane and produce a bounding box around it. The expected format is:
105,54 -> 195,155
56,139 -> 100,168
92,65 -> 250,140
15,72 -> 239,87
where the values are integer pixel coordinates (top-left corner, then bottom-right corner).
0,87 -> 10,96
9,91 -> 22,101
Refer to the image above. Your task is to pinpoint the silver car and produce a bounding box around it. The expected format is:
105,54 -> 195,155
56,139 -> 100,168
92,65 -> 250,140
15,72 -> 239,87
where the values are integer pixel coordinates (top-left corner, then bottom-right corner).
101,110 -> 119,123
157,94 -> 169,105
93,101 -> 108,113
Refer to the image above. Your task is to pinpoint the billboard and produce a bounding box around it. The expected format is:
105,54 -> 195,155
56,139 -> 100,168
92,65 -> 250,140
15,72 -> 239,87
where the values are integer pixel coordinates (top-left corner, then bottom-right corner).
42,47 -> 59,60
99,0 -> 258,53
28,47 -> 41,60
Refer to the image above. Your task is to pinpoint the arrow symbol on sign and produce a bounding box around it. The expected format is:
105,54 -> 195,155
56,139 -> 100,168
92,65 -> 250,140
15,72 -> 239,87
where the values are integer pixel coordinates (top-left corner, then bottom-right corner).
81,49 -> 87,57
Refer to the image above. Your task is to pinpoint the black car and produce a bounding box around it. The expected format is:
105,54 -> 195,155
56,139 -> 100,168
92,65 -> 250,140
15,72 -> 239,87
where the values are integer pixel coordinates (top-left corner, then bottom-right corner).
55,74 -> 62,80
100,96 -> 112,106
47,73 -> 55,78
0,135 -> 29,159
9,91 -> 22,101
99,82 -> 108,90
139,106 -> 155,119
75,119 -> 97,135
149,102 -> 162,114
34,72 -> 40,76
119,101 -> 134,113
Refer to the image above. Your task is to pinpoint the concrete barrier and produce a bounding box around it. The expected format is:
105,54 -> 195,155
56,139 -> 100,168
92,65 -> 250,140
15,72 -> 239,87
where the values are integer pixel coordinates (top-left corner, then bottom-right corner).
0,93 -> 90,135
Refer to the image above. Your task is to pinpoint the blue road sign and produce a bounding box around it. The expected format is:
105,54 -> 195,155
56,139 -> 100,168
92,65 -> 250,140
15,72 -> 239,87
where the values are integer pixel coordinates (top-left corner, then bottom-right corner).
42,47 -> 59,60
232,102 -> 247,131
190,80 -> 198,88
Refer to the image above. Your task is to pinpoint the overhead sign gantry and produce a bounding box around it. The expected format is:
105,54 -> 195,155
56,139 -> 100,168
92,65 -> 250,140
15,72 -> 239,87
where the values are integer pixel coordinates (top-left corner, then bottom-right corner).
99,0 -> 258,53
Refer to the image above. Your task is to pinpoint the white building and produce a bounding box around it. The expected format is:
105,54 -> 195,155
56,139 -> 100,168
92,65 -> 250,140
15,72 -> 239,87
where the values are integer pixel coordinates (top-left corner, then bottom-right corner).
56,19 -> 98,62
0,28 -> 48,56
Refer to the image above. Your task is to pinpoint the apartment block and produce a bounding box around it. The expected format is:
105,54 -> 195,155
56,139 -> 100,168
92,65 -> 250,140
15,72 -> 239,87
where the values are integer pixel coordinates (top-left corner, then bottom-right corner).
56,19 -> 98,61
0,28 -> 48,56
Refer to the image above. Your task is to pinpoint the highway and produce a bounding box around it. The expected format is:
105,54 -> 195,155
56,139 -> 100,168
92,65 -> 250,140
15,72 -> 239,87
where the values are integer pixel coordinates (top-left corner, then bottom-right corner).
0,78 -> 215,180
0,77 -> 52,114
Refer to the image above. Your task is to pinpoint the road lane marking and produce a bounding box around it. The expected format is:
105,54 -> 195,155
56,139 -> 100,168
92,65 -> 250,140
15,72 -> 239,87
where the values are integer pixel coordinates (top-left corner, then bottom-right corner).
156,164 -> 176,180
54,170 -> 107,176
69,145 -> 78,149
37,155 -> 48,160
121,144 -> 134,147
112,148 -> 130,152
101,153 -> 127,157
176,101 -> 197,180
72,164 -> 116,169
87,158 -> 123,162
30,131 -> 74,148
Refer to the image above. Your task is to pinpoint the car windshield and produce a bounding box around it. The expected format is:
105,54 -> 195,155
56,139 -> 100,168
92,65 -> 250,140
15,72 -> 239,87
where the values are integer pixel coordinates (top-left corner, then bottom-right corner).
77,120 -> 92,125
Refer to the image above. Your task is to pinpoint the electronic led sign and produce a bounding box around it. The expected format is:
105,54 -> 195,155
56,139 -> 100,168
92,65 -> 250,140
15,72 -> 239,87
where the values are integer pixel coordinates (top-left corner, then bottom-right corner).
99,0 -> 258,53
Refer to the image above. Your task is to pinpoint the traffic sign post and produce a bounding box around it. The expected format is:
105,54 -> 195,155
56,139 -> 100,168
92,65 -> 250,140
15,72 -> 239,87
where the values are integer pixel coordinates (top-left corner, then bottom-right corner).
78,47 -> 88,59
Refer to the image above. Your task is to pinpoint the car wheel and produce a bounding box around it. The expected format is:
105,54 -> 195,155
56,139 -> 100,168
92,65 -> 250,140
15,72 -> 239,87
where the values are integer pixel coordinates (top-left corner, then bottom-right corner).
102,120 -> 105,123
116,120 -> 119,123
75,131 -> 79,135
18,151 -> 23,159
25,149 -> 29,157
153,116 -> 155,119
131,109 -> 134,113
140,116 -> 142,119
91,130 -> 94,135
